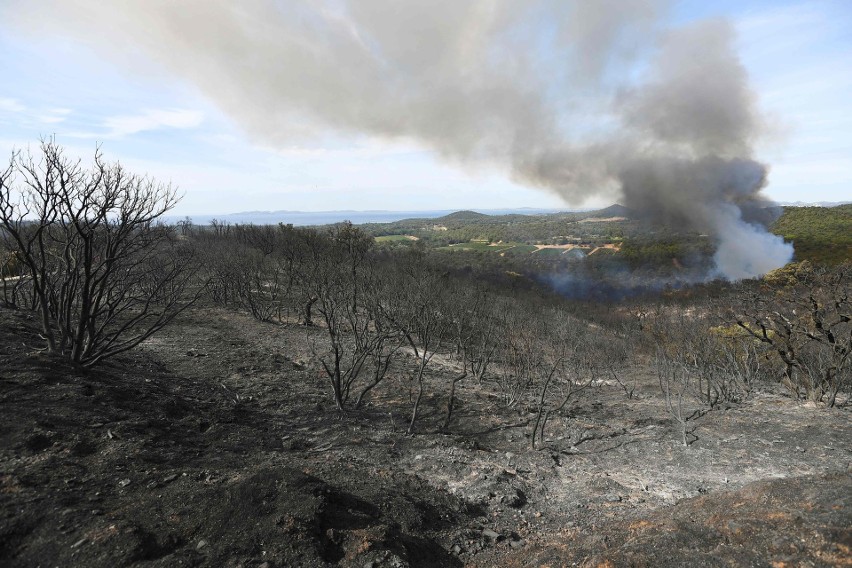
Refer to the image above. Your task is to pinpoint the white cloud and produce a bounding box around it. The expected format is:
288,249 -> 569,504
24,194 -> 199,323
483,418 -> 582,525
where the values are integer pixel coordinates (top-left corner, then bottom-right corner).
38,107 -> 72,124
102,108 -> 203,138
0,98 -> 25,113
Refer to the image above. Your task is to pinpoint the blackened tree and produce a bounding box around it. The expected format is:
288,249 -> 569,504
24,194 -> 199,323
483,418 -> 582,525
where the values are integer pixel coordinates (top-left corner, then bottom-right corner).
0,140 -> 200,366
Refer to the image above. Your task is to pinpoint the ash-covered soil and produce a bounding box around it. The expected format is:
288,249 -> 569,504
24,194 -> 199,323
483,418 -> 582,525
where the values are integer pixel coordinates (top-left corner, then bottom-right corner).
1,306 -> 850,567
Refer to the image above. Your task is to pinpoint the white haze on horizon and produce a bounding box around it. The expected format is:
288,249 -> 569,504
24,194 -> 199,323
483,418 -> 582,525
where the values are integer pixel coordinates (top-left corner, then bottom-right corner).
4,0 -> 793,279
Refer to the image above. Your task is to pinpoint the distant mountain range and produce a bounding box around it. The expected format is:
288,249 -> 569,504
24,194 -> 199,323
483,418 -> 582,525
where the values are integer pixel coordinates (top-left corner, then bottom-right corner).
167,200 -> 849,227
777,201 -> 851,207
165,207 -> 585,226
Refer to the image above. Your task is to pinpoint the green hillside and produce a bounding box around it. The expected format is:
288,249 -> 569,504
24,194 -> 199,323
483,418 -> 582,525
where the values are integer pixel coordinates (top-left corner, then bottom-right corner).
771,204 -> 852,264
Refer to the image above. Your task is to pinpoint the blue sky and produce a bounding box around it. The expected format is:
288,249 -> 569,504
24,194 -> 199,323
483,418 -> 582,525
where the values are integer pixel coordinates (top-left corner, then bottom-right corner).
0,0 -> 849,217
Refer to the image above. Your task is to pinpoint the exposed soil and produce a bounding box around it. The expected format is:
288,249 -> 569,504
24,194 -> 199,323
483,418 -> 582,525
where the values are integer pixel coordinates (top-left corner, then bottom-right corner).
1,306 -> 850,567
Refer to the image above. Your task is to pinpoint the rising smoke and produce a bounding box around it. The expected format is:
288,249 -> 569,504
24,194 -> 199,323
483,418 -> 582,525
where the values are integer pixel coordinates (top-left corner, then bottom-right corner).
6,0 -> 793,279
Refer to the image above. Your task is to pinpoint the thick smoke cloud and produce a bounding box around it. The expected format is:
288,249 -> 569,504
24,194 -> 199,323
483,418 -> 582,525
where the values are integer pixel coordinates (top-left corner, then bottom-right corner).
7,0 -> 792,279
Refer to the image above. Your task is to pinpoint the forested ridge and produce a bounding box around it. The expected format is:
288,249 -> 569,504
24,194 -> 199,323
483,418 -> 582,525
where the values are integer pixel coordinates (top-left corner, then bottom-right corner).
772,204 -> 852,264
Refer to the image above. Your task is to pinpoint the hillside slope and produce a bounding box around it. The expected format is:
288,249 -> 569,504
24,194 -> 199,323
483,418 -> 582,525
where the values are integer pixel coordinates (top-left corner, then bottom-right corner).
772,204 -> 852,264
1,306 -> 850,567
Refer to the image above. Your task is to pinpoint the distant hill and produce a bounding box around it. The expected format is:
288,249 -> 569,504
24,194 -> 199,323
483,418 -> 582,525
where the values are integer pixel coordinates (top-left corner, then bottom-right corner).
771,204 -> 852,264
778,200 -> 852,207
430,204 -> 633,226
586,204 -> 634,219
435,210 -> 491,223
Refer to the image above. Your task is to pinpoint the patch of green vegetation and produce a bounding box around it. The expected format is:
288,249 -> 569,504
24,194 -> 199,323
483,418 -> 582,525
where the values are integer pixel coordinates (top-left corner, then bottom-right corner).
359,205 -> 644,246
619,235 -> 715,271
589,247 -> 618,256
441,241 -> 517,252
358,203 -> 852,274
771,205 -> 852,265
438,242 -> 552,256
375,235 -> 417,243
533,248 -> 567,257
502,244 -> 538,255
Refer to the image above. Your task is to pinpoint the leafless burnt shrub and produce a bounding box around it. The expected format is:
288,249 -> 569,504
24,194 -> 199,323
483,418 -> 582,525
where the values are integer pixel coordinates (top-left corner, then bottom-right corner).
442,283 -> 506,430
529,313 -> 601,449
654,308 -> 755,408
193,222 -> 306,323
596,325 -> 637,399
650,307 -> 762,445
0,139 -> 201,366
196,228 -> 243,308
353,287 -> 407,410
383,247 -> 451,435
300,223 -> 400,411
733,262 -> 851,406
491,301 -> 603,449
654,350 -> 701,446
500,308 -> 542,410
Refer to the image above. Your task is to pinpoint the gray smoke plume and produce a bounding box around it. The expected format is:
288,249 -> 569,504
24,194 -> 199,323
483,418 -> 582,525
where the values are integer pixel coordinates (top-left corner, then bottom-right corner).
6,0 -> 792,279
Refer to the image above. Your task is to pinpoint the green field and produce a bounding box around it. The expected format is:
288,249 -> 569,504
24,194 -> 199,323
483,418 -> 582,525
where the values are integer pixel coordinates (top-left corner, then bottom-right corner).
375,235 -> 418,243
437,241 -> 552,255
501,244 -> 538,255
440,241 -> 518,252
533,247 -> 568,257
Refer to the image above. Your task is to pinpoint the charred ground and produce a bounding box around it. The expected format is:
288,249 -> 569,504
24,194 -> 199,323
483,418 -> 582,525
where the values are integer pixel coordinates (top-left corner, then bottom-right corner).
1,303 -> 849,567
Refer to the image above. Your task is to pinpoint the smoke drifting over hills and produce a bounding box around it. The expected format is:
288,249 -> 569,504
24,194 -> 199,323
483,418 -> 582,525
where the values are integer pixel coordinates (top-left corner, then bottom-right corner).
9,0 -> 792,279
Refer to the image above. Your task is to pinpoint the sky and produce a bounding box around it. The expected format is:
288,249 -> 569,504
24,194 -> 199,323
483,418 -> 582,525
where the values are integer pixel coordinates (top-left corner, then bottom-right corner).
0,0 -> 849,217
